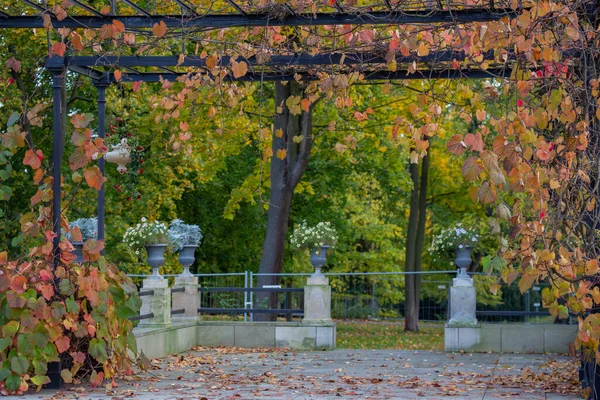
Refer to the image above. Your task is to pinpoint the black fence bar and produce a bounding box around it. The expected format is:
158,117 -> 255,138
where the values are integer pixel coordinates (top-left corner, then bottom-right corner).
198,308 -> 303,314
129,313 -> 154,321
171,287 -> 186,293
0,9 -> 521,29
198,287 -> 303,293
171,309 -> 186,315
476,310 -> 549,316
138,290 -> 154,297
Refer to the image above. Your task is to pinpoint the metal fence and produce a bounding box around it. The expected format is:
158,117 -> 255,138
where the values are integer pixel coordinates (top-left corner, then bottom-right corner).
126,271 -> 573,324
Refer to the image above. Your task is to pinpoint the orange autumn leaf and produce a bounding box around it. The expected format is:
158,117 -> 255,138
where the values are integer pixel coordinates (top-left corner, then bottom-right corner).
152,21 -> 167,38
276,149 -> 287,160
83,166 -> 106,190
231,60 -> 248,78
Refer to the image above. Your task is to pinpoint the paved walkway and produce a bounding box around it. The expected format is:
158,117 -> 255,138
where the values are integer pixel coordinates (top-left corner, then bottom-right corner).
23,349 -> 580,399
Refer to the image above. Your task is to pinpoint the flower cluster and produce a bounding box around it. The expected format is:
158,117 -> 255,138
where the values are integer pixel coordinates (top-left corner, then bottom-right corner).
290,221 -> 338,250
429,222 -> 479,260
168,219 -> 203,251
123,218 -> 169,252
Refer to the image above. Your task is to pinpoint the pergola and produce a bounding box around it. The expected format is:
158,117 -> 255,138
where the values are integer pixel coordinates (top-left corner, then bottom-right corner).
0,0 -> 523,263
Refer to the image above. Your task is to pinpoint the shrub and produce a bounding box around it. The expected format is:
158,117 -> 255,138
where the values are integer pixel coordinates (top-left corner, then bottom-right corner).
0,248 -> 141,393
167,219 -> 202,252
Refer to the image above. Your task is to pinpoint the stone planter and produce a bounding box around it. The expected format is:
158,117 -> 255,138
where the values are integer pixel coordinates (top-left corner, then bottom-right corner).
72,242 -> 84,264
454,245 -> 473,277
310,245 -> 331,277
178,245 -> 198,276
145,244 -> 168,279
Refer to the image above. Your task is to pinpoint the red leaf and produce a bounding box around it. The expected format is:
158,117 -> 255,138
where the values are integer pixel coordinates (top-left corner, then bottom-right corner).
447,134 -> 467,155
23,149 -> 43,170
71,351 -> 86,364
6,57 -> 21,72
39,283 -> 54,301
55,336 -> 71,353
90,371 -> 104,387
464,132 -> 485,152
40,269 -> 53,282
51,42 -> 66,57
10,275 -> 27,294
132,81 -> 142,92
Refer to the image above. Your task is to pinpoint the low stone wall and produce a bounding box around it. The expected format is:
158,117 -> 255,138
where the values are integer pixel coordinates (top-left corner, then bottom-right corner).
197,321 -> 336,350
134,320 -> 336,359
445,323 -> 576,353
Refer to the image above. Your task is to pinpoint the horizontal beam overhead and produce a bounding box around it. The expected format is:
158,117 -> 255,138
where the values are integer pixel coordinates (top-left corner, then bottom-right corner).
63,51 -> 500,68
0,9 -> 518,29
65,66 -> 511,83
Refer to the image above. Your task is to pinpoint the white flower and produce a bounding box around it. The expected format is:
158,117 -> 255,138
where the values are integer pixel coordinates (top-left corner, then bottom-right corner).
141,217 -> 147,222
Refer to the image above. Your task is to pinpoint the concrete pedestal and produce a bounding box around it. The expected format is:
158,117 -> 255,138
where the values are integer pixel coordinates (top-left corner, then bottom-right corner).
448,275 -> 477,327
303,276 -> 332,323
173,276 -> 199,320
139,278 -> 171,328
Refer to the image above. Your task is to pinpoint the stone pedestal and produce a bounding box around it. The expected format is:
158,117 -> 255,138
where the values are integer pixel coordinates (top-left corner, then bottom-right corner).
303,276 -> 332,323
139,278 -> 171,328
448,274 -> 477,326
173,276 -> 199,320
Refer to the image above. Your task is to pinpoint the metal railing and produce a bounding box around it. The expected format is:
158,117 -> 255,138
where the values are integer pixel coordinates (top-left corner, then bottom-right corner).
126,270 -> 571,324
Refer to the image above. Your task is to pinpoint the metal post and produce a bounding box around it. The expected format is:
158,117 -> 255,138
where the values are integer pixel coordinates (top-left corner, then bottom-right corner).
47,65 -> 65,389
94,79 -> 109,249
243,270 -> 248,322
250,271 -> 254,321
525,290 -> 530,324
371,280 -> 375,319
49,67 -> 64,270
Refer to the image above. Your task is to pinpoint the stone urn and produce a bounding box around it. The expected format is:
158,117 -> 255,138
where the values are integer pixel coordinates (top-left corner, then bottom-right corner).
145,244 -> 168,279
454,245 -> 472,278
105,138 -> 131,173
178,245 -> 197,277
72,242 -> 84,264
310,245 -> 331,277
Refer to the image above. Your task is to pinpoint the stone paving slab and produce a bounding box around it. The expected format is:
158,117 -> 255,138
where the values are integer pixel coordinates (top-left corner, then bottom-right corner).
17,349 -> 581,400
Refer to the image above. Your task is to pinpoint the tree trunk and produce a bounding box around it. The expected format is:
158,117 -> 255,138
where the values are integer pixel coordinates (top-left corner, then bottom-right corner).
404,157 -> 420,332
255,81 -> 315,321
413,150 -> 429,325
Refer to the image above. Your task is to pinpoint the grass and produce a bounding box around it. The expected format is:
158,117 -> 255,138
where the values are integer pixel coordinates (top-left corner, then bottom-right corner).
336,320 -> 445,351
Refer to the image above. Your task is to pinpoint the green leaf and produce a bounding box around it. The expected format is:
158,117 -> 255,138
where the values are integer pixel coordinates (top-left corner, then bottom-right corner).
5,373 -> 20,391
558,305 -> 569,319
115,304 -> 137,320
2,321 -> 19,338
33,329 -> 49,349
32,358 -> 47,376
0,337 -> 11,353
0,367 -> 11,382
10,355 -> 29,375
31,375 -> 50,386
88,338 -> 107,363
7,112 -> 19,127
491,256 -> 504,272
16,333 -> 33,356
481,255 -> 492,273
125,295 -> 141,313
65,297 -> 80,314
59,279 -> 74,296
60,369 -> 73,384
